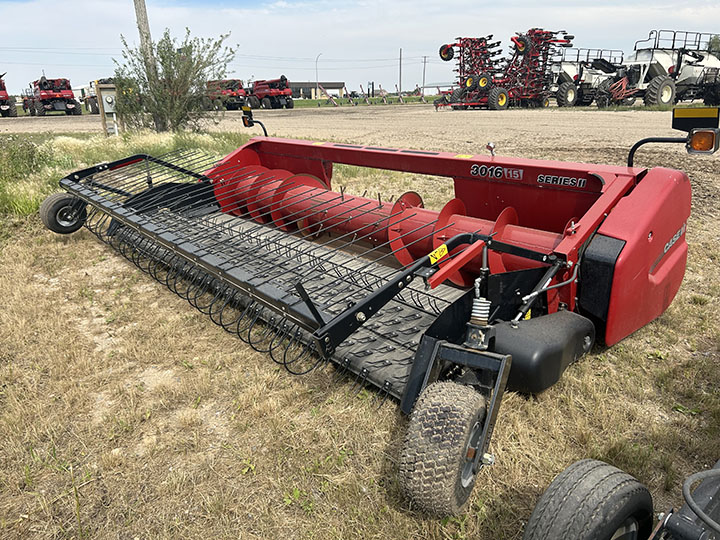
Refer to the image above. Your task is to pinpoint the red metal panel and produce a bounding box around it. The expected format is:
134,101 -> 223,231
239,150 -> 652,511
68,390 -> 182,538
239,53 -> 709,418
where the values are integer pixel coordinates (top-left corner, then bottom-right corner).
595,168 -> 691,345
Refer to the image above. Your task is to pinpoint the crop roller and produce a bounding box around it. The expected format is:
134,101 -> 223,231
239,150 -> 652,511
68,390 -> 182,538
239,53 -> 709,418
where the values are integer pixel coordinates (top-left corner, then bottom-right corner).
40,109 -> 718,516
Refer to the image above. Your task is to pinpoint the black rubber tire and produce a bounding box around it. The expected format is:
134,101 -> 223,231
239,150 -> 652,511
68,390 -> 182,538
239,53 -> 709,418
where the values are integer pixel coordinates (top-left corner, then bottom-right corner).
90,97 -> 99,114
285,97 -> 294,109
439,44 -> 454,62
448,86 -> 465,104
464,75 -> 478,91
644,75 -> 676,106
398,381 -> 487,516
477,72 -> 491,90
515,36 -> 531,55
29,102 -> 36,116
40,192 -> 87,234
72,100 -> 82,115
488,87 -> 509,110
557,82 -> 578,107
261,97 -> 271,109
523,459 -> 653,540
8,100 -> 18,117
35,101 -> 45,116
249,96 -> 261,109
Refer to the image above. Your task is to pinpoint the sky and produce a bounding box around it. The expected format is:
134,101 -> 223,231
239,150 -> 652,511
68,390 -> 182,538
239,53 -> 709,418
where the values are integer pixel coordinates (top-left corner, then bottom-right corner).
1,0 -> 719,95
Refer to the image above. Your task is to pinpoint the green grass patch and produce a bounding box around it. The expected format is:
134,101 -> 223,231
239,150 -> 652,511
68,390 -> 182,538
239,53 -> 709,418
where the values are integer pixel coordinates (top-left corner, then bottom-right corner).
0,131 -> 250,217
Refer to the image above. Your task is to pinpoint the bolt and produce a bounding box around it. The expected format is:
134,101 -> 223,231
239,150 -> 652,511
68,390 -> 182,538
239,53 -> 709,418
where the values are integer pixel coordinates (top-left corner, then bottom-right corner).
398,282 -> 404,289
356,312 -> 366,323
324,336 -> 330,343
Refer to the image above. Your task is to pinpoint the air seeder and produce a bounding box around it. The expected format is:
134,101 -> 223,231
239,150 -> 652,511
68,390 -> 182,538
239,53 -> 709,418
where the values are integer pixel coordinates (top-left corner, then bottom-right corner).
40,107 -> 720,516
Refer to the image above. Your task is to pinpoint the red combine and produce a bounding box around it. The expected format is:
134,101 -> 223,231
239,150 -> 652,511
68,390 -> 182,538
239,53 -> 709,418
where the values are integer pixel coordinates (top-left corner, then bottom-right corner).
0,72 -> 18,117
206,79 -> 247,110
23,76 -> 81,116
39,107 -> 719,517
436,28 -> 573,110
247,75 -> 293,109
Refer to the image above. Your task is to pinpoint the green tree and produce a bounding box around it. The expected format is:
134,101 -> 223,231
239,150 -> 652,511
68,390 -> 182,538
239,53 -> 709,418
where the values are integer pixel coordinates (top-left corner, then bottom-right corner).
709,35 -> 720,55
114,29 -> 235,132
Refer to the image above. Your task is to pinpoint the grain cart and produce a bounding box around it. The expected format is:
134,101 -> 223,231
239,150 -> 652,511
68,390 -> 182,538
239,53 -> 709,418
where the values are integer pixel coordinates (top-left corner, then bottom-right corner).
38,105 -> 714,517
24,76 -> 81,116
247,75 -> 293,109
604,30 -> 720,107
206,79 -> 247,110
550,48 -> 624,106
0,72 -> 18,117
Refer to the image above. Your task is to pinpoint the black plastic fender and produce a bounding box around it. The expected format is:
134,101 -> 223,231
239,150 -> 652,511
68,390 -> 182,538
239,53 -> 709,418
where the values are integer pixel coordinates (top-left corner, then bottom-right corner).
493,310 -> 595,393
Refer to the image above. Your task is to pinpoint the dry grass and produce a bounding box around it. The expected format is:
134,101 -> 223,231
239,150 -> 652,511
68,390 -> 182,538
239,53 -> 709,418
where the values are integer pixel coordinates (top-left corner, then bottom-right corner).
1,109 -> 719,539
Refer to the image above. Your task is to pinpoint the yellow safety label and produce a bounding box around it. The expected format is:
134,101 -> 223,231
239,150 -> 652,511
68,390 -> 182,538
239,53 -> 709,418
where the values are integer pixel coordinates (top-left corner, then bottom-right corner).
454,154 -> 474,159
524,309 -> 532,320
429,244 -> 449,265
673,107 -> 719,119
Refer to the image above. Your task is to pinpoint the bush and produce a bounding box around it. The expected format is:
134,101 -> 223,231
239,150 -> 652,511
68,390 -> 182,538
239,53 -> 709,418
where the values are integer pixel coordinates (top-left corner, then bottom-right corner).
114,29 -> 235,132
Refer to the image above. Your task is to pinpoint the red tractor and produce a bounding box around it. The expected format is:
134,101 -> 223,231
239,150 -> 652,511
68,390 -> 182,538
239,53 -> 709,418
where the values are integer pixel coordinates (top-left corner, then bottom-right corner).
22,76 -> 81,116
206,79 -> 247,110
0,72 -> 18,117
247,75 -> 293,109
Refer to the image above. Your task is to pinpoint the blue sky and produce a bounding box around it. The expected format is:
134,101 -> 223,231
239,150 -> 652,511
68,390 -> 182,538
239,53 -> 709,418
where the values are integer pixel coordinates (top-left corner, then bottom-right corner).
0,0 -> 718,94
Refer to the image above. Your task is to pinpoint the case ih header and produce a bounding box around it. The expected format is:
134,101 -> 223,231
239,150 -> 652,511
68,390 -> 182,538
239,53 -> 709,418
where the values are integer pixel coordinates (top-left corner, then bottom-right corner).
436,28 -> 573,110
40,107 -> 719,516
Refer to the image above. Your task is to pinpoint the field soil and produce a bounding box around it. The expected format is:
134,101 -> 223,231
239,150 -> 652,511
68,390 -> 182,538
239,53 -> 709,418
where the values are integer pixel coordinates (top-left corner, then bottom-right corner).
1,105 -> 719,540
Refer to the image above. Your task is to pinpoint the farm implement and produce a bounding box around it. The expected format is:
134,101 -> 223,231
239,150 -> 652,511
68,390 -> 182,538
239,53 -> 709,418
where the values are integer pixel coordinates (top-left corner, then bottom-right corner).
22,76 -> 81,116
0,72 -> 18,117
39,107 -> 719,516
436,28 -> 573,110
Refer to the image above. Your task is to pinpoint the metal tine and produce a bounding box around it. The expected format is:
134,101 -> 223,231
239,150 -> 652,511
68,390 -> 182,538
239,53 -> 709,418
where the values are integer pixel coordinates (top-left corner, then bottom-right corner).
205,285 -> 232,322
234,303 -> 259,343
333,358 -> 352,382
247,313 -> 281,353
349,367 -> 370,393
283,341 -> 323,375
376,381 -> 393,409
266,321 -> 295,360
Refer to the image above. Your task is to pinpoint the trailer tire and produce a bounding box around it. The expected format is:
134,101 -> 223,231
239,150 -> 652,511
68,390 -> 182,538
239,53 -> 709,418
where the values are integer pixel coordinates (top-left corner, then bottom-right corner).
523,459 -> 653,540
8,100 -> 17,117
556,82 -> 578,107
40,193 -> 87,235
488,87 -> 509,110
261,97 -> 271,109
439,44 -> 454,61
285,97 -> 294,109
398,381 -> 487,516
644,76 -> 675,106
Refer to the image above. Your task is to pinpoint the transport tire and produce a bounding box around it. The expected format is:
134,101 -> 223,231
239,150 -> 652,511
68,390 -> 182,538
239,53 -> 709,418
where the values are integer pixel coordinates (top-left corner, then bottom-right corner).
40,193 -> 88,235
644,75 -> 675,106
285,97 -> 294,109
523,459 -> 653,540
464,75 -> 479,91
72,100 -> 82,115
398,381 -> 487,516
488,87 -> 509,110
8,100 -> 17,117
448,86 -> 465,104
477,72 -> 491,90
35,101 -> 45,116
261,97 -> 271,109
556,82 -> 578,107
514,36 -> 531,55
439,44 -> 454,61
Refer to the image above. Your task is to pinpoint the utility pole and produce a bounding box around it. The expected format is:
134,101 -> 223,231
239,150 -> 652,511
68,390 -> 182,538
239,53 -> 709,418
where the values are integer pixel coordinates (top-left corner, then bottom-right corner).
421,55 -> 428,96
399,48 -> 402,94
132,0 -> 165,131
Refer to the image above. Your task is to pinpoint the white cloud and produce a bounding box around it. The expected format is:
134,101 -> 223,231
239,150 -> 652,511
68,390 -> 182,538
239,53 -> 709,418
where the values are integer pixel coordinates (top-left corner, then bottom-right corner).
0,0 -> 718,94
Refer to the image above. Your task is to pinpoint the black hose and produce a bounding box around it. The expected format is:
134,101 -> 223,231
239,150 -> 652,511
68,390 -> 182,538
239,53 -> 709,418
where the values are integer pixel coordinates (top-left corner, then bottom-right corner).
683,469 -> 720,535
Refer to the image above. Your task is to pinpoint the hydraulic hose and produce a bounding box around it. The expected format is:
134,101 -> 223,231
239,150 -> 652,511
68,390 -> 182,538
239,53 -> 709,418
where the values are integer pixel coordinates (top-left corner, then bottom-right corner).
682,469 -> 720,535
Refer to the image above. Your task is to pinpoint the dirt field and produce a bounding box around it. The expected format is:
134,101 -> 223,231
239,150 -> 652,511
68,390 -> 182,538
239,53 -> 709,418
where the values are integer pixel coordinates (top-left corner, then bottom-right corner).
1,105 -> 718,539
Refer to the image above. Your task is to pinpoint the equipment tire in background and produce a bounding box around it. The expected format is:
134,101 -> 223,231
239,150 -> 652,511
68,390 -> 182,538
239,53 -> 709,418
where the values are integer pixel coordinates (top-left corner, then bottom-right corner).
398,381 -> 487,516
488,87 -> 509,110
464,75 -> 479,91
644,75 -> 676,106
556,82 -> 578,107
285,97 -> 294,109
35,101 -> 45,116
261,97 -> 272,109
72,100 -> 82,115
523,459 -> 653,540
7,100 -> 18,117
40,193 -> 88,234
477,72 -> 491,90
439,44 -> 455,61
514,36 -> 531,55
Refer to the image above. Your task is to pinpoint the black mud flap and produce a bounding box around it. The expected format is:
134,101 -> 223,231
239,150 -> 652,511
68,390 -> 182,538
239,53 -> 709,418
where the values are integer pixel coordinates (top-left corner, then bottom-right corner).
494,310 -> 595,394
